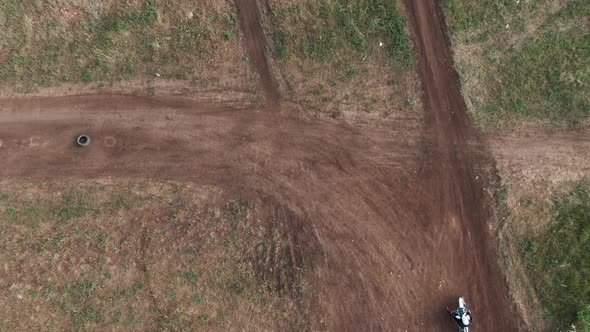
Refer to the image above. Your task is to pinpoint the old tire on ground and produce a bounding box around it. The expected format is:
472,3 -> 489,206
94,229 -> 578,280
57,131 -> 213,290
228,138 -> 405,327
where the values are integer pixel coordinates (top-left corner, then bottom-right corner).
76,134 -> 90,147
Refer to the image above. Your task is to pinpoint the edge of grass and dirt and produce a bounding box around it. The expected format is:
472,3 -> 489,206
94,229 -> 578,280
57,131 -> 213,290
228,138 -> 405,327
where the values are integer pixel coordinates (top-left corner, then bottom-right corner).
258,0 -> 423,126
0,0 -> 258,99
0,0 -> 423,128
442,0 -> 590,330
0,180 -> 315,331
493,177 -> 590,332
487,131 -> 590,331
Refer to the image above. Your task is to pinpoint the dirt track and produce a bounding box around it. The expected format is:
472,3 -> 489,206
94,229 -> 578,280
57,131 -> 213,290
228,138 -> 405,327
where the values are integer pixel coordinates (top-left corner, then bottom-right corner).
403,0 -> 520,330
235,0 -> 280,106
0,0 -> 523,331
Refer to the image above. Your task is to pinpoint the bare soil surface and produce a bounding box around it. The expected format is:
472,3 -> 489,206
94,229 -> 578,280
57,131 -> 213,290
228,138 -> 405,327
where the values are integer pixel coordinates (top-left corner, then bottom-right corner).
403,0 -> 520,330
0,95 -> 426,331
0,0 -> 526,330
491,131 -> 590,200
234,0 -> 279,106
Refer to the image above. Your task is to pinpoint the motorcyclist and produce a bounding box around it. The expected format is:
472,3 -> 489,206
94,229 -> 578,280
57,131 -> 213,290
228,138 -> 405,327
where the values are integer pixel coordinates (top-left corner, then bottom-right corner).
450,308 -> 473,327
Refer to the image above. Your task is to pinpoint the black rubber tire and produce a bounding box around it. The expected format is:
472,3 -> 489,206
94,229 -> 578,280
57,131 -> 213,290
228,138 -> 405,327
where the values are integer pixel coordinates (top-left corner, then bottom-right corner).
76,134 -> 90,147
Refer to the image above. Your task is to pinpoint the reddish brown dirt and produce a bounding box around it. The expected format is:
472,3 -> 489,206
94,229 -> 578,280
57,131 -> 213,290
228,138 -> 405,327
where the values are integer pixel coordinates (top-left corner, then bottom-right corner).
234,0 -> 280,106
0,1 -> 525,331
0,96 -> 514,332
403,0 -> 521,331
0,95 -> 424,330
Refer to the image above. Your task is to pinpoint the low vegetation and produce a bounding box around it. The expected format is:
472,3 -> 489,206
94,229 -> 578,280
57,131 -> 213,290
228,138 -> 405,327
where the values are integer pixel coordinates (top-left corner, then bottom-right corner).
520,182 -> 590,330
269,0 -> 412,67
263,0 -> 420,122
0,0 -> 240,92
444,0 -> 589,126
0,181 -> 307,330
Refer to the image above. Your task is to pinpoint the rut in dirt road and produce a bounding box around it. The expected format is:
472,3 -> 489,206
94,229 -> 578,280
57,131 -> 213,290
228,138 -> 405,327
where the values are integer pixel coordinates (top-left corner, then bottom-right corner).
234,0 -> 279,106
404,0 -> 522,331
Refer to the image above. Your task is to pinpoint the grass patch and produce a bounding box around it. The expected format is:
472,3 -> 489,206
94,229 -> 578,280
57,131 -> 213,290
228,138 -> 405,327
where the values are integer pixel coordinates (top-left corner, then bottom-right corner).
486,29 -> 589,123
0,1 -> 237,91
273,30 -> 288,59
521,182 -> 590,330
444,0 -> 590,126
270,0 -> 412,67
444,0 -> 533,32
264,1 -> 418,122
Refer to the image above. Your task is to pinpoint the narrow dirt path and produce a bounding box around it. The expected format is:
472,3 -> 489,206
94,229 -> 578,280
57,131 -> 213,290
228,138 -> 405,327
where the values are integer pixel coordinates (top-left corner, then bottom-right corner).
234,0 -> 279,106
404,0 -> 521,330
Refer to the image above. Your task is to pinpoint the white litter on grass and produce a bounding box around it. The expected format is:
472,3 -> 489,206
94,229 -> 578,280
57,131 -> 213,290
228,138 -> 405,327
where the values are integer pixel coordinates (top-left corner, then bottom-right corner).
155,72 -> 161,77
379,41 -> 384,47
506,24 -> 510,29
187,11 -> 194,19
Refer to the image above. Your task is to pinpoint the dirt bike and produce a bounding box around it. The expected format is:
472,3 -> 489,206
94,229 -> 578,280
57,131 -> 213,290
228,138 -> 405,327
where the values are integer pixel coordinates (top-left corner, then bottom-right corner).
450,296 -> 472,332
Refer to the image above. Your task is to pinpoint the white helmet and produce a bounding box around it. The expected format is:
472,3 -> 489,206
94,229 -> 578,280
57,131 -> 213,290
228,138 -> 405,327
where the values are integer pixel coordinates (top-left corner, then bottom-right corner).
462,313 -> 471,326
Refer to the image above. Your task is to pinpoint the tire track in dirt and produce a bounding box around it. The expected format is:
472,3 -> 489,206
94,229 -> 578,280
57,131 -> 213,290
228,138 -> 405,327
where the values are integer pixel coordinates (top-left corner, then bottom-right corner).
234,0 -> 279,106
404,0 -> 522,330
0,94 -> 427,330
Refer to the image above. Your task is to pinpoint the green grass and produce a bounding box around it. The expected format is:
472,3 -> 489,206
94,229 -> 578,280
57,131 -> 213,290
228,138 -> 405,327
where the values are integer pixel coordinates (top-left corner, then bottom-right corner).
444,0 -> 536,32
0,1 -> 235,91
445,0 -> 590,126
486,28 -> 589,124
185,270 -> 197,283
223,31 -> 235,41
265,0 -> 416,119
521,182 -> 590,330
579,305 -> 590,332
270,0 -> 412,67
273,30 -> 288,59
445,0 -> 589,33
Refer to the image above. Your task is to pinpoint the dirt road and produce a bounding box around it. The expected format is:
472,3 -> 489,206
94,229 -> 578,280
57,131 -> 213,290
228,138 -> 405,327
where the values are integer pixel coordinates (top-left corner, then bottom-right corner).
404,0 -> 520,330
0,0 -> 523,331
0,94 -> 426,331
